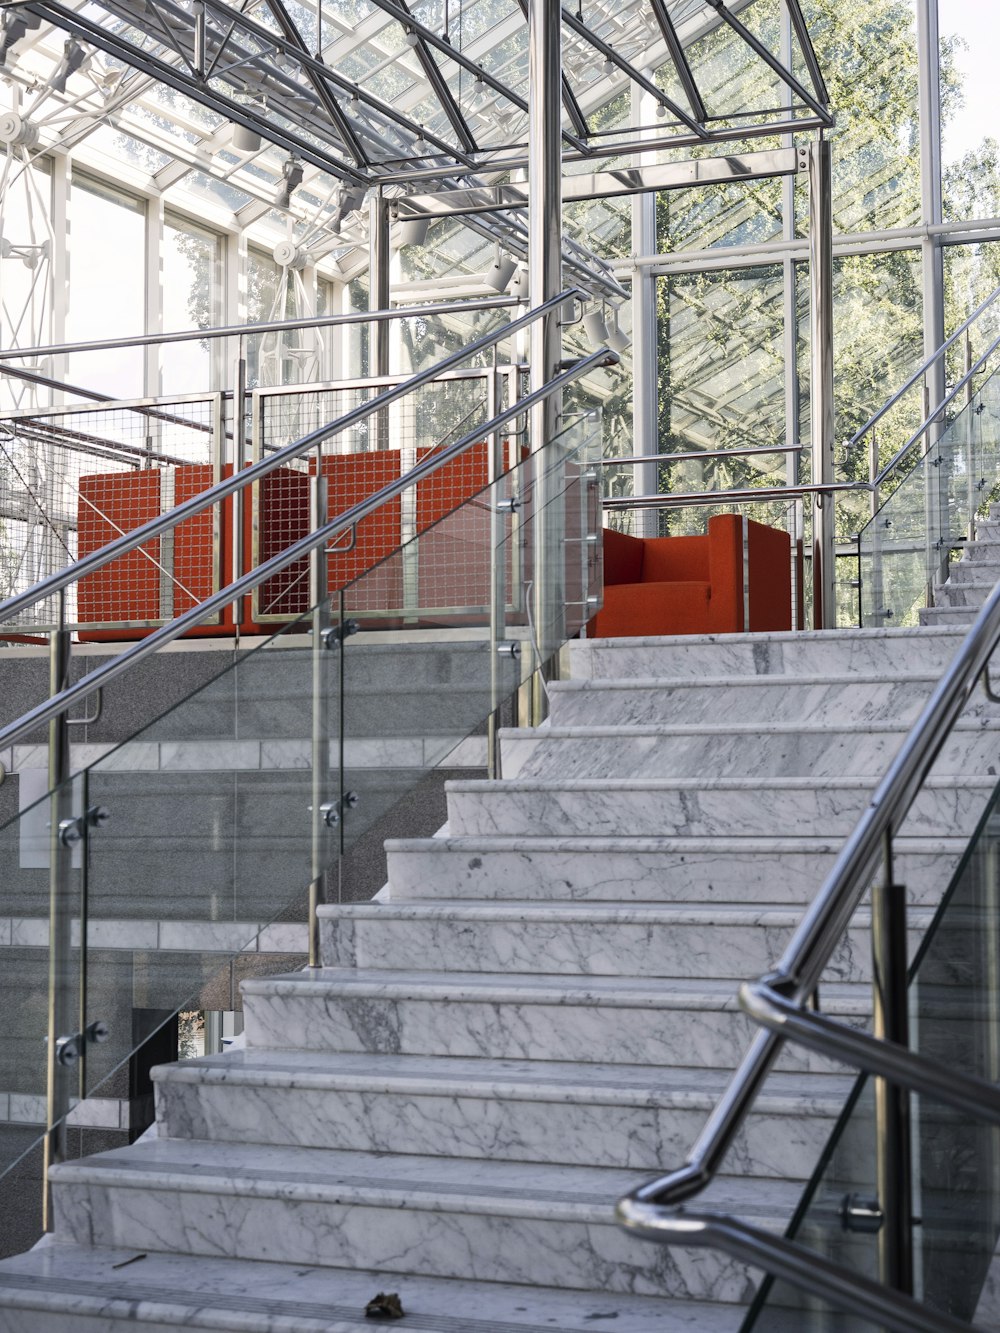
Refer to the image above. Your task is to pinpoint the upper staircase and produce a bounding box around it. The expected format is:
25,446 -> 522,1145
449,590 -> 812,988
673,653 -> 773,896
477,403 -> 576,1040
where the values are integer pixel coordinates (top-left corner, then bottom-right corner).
0,621 -> 995,1330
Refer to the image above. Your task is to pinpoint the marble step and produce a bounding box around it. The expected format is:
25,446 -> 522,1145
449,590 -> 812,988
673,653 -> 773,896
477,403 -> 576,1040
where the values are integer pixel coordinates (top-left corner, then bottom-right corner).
961,537 -> 1000,562
545,673 -> 948,728
383,834 -> 966,905
919,605 -> 977,626
569,627 -> 966,681
443,775 -> 997,841
317,900 -> 933,984
0,1245 -> 747,1333
498,719 -> 1000,782
152,1048 -> 855,1176
946,558 -> 1000,583
47,1136 -> 800,1299
933,581 -> 994,607
240,967 -> 869,1073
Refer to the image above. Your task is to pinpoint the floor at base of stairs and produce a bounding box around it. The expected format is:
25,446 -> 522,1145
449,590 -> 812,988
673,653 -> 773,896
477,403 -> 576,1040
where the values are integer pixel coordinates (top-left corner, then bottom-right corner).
0,1244 -> 759,1332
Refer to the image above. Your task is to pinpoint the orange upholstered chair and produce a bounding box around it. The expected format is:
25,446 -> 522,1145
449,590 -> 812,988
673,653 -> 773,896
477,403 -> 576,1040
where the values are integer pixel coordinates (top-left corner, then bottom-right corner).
591,514 -> 792,638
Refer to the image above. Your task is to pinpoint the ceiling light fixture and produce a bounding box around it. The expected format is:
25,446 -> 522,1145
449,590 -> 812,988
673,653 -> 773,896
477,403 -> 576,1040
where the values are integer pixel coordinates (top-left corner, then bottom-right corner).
49,38 -> 89,93
274,156 -> 304,209
231,123 -> 262,152
397,215 -> 429,247
0,8 -> 39,67
606,307 -> 630,353
483,243 -> 516,293
583,306 -> 610,346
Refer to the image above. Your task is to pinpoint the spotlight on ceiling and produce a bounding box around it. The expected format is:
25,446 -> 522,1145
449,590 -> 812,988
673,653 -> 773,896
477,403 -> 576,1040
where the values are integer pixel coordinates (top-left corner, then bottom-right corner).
397,215 -> 429,247
404,27 -> 420,46
49,38 -> 89,93
274,156 -> 304,210
0,8 -> 39,66
483,247 -> 516,293
511,265 -> 529,299
231,123 -> 262,153
583,307 -> 610,346
606,308 -> 630,353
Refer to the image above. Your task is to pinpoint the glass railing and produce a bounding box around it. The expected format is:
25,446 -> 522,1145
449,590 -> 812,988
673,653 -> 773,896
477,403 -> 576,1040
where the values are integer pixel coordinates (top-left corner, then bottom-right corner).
0,407 -> 603,1257
743,770 -> 1000,1330
858,365 -> 1000,628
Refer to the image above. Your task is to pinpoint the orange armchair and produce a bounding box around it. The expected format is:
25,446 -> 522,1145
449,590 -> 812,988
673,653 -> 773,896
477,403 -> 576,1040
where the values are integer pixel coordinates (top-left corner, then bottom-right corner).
591,514 -> 792,638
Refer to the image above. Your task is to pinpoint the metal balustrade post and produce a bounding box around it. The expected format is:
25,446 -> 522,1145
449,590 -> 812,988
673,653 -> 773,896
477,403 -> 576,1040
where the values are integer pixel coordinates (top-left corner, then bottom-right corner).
308,475 -> 330,969
43,591 -> 74,1231
808,137 -> 836,629
871,832 -> 915,1297
528,0 -> 564,722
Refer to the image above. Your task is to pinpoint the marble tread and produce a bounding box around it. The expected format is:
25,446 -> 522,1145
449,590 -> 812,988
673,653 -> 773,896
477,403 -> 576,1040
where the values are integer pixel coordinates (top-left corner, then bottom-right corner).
442,774 -> 996,840
151,1048 -> 856,1174
47,1139 -> 800,1298
316,898 -> 934,982
239,967 -> 869,1072
0,1245 -> 746,1332
383,833 -> 967,905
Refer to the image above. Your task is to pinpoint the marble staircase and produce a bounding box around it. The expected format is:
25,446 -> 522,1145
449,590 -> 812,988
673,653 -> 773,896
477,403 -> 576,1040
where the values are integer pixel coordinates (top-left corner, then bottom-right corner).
0,624 -> 993,1331
921,510 -> 1000,626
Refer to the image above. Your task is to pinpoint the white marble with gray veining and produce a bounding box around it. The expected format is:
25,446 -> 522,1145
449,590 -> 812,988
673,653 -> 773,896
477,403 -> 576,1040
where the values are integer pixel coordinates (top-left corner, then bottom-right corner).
0,1244 -> 747,1333
443,774 -> 993,841
239,967 -> 866,1073
383,834 -> 966,905
316,899 -> 932,984
48,1136 -> 797,1300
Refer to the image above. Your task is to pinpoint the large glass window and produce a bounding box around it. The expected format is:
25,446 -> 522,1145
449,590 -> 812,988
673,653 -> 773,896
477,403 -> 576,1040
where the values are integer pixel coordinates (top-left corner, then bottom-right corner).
66,175 -> 146,397
940,0 -> 1000,223
160,214 -> 223,396
0,155 -> 52,411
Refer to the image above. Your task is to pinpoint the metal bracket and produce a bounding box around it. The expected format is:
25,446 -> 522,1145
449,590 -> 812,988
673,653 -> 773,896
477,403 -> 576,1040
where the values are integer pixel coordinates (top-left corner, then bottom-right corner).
840,1193 -> 883,1235
327,524 -> 357,555
495,496 -> 520,514
982,658 -> 1000,705
320,620 -> 360,650
496,641 -> 522,658
66,687 -> 103,729
58,805 -> 110,848
54,1019 -> 110,1069
319,791 -> 360,827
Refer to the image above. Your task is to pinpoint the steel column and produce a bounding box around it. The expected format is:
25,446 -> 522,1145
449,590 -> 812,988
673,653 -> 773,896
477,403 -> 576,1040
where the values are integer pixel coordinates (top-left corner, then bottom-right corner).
631,84 -> 659,540
808,138 -> 836,629
527,0 -> 563,716
308,475 -> 330,969
369,194 -> 391,379
871,837 -> 915,1297
42,593 -> 74,1231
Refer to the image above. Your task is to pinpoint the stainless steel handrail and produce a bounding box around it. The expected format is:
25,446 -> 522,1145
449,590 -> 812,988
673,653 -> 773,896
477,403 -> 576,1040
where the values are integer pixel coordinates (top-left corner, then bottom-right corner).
0,348 -> 615,753
0,289 -> 583,628
621,1210 -> 979,1333
603,482 -> 863,510
0,296 -> 522,361
617,576 -> 1000,1318
871,328 -> 1000,490
846,279 -> 1000,450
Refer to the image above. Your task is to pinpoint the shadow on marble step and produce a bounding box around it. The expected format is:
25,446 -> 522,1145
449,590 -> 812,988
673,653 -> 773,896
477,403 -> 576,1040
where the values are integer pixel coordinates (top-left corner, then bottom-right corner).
546,675 -> 950,729
442,776 -> 996,841
317,900 -> 934,985
0,1244 -> 751,1333
152,1047 -> 854,1178
383,836 -> 966,906
498,721 -> 1000,782
933,582 -> 995,608
919,606 -> 977,626
569,627 -> 967,681
239,969 -> 867,1074
47,1137 -> 800,1300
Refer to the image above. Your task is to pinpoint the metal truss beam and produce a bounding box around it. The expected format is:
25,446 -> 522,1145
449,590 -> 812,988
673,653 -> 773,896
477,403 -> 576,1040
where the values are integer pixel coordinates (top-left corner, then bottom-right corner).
512,0 -> 588,139
705,0 -> 832,125
650,0 -> 707,123
359,0 -> 589,154
258,0 -> 369,167
394,0 -> 479,154
560,7 -> 710,140
398,147 -> 802,217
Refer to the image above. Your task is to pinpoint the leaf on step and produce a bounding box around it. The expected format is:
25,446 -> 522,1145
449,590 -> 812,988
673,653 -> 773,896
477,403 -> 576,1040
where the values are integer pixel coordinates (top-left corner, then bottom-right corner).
365,1291 -> 405,1319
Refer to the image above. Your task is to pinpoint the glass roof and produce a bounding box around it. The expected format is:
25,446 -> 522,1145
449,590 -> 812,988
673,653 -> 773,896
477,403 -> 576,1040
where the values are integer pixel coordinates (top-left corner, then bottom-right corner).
0,0 -> 829,286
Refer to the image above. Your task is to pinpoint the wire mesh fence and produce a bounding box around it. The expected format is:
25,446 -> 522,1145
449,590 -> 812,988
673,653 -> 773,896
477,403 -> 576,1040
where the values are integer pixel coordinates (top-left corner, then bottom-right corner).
250,370 -> 524,623
0,396 -> 221,633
